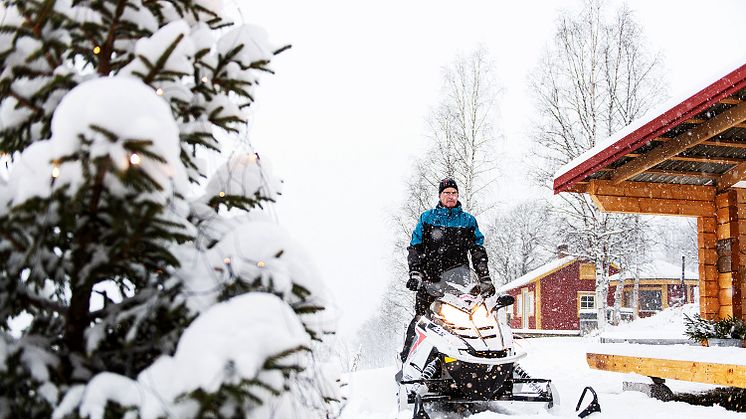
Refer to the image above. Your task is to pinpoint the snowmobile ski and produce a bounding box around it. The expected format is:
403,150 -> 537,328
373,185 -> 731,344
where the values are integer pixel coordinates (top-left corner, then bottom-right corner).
412,394 -> 431,419
575,386 -> 601,418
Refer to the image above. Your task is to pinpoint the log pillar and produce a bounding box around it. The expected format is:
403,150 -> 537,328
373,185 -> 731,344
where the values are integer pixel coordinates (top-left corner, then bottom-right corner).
713,189 -> 746,320
698,215 -> 719,320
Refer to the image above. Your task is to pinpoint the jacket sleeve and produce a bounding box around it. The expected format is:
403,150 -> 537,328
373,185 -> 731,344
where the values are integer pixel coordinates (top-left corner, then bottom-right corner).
407,213 -> 426,273
469,217 -> 490,278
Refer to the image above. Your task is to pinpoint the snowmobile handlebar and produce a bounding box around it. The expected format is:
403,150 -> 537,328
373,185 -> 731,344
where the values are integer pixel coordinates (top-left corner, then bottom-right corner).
494,294 -> 515,309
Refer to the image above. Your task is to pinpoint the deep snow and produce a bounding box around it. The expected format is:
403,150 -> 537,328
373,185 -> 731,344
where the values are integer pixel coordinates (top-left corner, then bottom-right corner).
341,338 -> 740,418
342,305 -> 743,418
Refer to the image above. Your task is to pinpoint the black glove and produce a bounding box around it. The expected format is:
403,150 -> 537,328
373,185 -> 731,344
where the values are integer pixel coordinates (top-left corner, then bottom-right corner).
479,277 -> 495,297
407,271 -> 423,291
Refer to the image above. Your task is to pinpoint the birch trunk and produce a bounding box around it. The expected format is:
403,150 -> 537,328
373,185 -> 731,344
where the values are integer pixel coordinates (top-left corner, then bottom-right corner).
612,273 -> 626,325
595,259 -> 609,330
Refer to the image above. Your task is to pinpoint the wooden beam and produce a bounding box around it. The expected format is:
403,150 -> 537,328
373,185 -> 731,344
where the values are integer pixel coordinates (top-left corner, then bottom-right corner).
601,167 -> 721,179
680,120 -> 746,128
591,195 -> 716,216
642,169 -> 720,180
564,182 -> 589,193
703,140 -> 746,149
721,98 -> 743,105
586,353 -> 746,389
611,101 -> 746,183
719,162 -> 746,190
588,180 -> 715,217
625,153 -> 745,166
655,137 -> 746,147
589,180 -> 715,201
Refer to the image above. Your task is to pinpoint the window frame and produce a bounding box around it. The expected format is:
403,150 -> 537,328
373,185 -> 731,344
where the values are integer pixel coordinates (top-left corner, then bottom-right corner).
577,291 -> 596,315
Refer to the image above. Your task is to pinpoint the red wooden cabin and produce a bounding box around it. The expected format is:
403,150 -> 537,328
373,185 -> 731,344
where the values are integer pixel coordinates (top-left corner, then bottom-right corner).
497,253 -> 601,334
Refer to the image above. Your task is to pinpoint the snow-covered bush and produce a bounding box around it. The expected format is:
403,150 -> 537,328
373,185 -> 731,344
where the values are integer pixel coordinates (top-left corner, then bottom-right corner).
0,1 -> 339,418
684,314 -> 746,341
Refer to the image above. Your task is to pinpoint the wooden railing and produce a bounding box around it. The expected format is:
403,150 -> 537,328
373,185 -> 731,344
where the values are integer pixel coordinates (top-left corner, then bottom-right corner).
586,352 -> 746,389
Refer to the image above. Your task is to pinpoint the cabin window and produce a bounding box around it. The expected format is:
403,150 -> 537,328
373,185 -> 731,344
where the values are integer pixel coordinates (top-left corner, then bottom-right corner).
639,290 -> 662,312
578,292 -> 595,314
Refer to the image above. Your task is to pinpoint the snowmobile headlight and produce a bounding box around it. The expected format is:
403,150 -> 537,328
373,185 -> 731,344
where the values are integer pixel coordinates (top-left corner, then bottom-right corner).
471,304 -> 498,328
435,302 -> 471,325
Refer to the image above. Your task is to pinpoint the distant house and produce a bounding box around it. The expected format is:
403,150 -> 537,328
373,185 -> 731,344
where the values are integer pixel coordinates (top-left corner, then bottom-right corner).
608,260 -> 698,318
497,250 -> 699,334
497,248 -> 600,334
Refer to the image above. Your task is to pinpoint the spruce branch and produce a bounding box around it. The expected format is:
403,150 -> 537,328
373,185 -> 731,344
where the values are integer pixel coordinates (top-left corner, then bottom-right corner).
98,0 -> 129,75
17,285 -> 68,314
273,44 -> 292,56
6,89 -> 44,115
141,33 -> 186,84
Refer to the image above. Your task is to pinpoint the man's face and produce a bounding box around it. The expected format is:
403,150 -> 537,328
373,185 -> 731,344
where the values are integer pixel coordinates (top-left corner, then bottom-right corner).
439,187 -> 458,208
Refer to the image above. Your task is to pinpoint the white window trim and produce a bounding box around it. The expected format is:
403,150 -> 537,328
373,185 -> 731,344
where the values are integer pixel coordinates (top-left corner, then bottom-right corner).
578,292 -> 596,314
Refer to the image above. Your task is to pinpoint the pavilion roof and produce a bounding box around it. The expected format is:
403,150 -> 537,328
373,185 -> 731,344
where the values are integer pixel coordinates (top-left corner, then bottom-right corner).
554,62 -> 746,194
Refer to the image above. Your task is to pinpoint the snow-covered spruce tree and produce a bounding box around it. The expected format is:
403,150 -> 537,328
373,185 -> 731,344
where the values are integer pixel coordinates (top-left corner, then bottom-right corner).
0,1 -> 339,418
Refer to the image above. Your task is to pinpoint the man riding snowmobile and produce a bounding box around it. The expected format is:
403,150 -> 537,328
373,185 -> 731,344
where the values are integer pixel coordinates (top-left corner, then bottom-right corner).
402,177 -> 494,361
398,178 -> 602,418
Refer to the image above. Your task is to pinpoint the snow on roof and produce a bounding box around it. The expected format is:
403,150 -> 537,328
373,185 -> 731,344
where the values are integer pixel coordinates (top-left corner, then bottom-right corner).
617,259 -> 698,281
554,55 -> 746,183
497,255 -> 576,293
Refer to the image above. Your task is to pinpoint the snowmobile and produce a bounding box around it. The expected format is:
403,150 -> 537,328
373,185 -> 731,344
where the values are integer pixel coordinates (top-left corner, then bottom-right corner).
396,265 -> 601,419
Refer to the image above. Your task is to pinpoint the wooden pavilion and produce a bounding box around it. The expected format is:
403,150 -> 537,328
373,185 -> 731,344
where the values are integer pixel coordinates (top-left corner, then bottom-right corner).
554,62 -> 746,323
555,62 -> 746,391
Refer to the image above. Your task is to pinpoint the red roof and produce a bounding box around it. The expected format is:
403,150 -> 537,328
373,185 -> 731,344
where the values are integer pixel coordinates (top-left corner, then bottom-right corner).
554,63 -> 746,194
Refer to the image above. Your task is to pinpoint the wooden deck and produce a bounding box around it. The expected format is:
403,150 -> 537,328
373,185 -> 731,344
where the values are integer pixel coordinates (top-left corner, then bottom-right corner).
587,352 -> 746,389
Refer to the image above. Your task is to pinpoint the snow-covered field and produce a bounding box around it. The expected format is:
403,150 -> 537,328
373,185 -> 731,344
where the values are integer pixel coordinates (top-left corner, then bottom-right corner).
341,306 -> 743,418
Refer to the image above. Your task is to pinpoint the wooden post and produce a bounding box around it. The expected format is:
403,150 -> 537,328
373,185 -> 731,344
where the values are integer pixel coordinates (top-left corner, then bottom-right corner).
714,189 -> 746,320
698,216 -> 718,320
737,190 -> 746,321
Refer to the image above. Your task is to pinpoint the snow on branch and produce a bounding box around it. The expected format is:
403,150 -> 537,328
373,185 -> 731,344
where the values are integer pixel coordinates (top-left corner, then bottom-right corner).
0,2 -> 339,418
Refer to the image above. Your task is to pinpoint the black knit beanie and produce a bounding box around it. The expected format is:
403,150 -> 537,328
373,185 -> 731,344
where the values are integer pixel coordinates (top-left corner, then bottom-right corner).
438,178 -> 458,194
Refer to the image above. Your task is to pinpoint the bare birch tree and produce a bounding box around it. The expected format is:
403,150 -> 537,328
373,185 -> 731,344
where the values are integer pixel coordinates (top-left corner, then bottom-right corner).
356,48 -> 501,360
611,216 -> 654,323
431,48 -> 501,215
485,199 -> 557,285
531,0 -> 666,330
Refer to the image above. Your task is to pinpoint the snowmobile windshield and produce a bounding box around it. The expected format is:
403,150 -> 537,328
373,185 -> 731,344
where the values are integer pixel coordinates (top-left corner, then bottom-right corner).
424,266 -> 497,328
421,265 -> 479,298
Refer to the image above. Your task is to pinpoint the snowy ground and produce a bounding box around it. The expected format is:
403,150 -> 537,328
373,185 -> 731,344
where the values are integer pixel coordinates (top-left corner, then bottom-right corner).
599,304 -> 696,341
341,306 -> 743,418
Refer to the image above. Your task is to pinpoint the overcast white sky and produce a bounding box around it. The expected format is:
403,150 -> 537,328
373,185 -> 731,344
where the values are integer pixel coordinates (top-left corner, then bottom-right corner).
228,0 -> 746,337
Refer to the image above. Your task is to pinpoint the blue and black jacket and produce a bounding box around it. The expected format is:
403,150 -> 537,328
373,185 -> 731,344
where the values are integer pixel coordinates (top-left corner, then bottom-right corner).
407,202 -> 490,280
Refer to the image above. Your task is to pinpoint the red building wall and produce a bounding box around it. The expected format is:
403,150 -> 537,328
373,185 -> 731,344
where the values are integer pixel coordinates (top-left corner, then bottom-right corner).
505,282 -> 537,329
540,263 -> 595,330
503,260 -> 597,330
